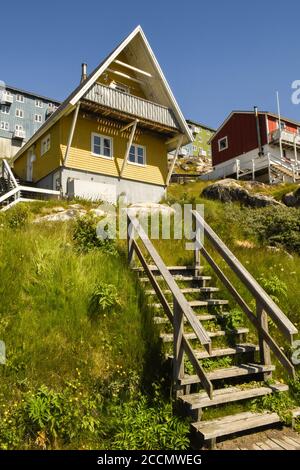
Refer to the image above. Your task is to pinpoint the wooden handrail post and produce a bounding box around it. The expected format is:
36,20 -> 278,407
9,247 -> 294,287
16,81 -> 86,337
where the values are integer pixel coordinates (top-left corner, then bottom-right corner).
257,301 -> 272,380
127,214 -> 135,266
194,214 -> 202,276
173,296 -> 185,397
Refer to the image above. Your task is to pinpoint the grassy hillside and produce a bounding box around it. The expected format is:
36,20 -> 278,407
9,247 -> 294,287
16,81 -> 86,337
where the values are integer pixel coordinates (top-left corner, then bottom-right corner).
0,181 -> 299,449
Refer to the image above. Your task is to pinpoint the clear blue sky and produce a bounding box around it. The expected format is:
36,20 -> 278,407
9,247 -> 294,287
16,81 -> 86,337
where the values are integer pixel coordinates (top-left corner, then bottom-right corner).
2,0 -> 300,129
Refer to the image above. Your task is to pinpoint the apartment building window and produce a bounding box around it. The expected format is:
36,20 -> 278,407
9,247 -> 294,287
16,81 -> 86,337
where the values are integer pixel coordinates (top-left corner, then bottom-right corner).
218,136 -> 228,151
129,144 -> 146,166
0,121 -> 9,130
1,105 -> 10,114
91,133 -> 113,158
35,99 -> 43,108
34,114 -> 42,123
15,124 -> 23,131
41,134 -> 51,156
16,94 -> 24,103
15,108 -> 24,118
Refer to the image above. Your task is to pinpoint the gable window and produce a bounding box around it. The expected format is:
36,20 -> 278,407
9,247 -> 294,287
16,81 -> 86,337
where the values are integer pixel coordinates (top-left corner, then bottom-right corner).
1,105 -> 10,114
128,144 -> 146,166
218,136 -> 228,152
0,121 -> 9,130
91,133 -> 112,159
35,99 -> 43,108
15,108 -> 24,118
16,94 -> 24,103
109,81 -> 130,94
34,114 -> 42,123
41,134 -> 51,156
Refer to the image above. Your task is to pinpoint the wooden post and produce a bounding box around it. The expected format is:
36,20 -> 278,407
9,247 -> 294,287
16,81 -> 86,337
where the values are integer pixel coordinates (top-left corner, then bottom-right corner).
173,296 -> 185,398
257,301 -> 272,380
194,212 -> 202,277
127,214 -> 135,266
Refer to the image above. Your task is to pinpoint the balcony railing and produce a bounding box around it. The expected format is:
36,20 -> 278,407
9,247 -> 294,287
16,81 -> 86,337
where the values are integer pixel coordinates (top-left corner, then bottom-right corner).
1,92 -> 13,104
269,128 -> 300,147
13,129 -> 26,139
83,83 -> 179,129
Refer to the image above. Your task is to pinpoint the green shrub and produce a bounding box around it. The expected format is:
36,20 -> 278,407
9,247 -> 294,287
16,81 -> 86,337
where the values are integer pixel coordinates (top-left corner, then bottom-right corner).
5,204 -> 29,229
258,275 -> 287,303
72,215 -> 116,254
109,391 -> 190,450
88,283 -> 121,319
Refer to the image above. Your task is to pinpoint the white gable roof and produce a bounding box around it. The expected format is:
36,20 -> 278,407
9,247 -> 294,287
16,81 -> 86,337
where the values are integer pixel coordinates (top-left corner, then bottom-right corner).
14,26 -> 192,162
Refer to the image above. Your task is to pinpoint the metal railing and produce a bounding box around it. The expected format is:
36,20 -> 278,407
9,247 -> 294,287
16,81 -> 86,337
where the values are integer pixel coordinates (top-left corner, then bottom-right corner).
0,159 -> 60,209
84,83 -> 179,129
192,210 -> 298,378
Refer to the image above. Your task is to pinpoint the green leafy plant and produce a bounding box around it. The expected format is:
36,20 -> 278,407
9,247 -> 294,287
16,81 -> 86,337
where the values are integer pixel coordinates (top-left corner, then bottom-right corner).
258,275 -> 287,304
72,215 -> 116,254
251,391 -> 295,424
109,390 -> 190,450
223,308 -> 244,331
88,283 -> 121,318
5,204 -> 29,229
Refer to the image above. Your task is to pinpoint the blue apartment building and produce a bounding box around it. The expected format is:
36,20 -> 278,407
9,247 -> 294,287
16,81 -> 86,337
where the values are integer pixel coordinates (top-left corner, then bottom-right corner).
0,84 -> 60,160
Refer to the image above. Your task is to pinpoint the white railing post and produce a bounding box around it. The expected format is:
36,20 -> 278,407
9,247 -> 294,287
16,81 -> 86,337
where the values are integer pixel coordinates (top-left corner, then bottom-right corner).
252,159 -> 255,181
236,159 -> 240,179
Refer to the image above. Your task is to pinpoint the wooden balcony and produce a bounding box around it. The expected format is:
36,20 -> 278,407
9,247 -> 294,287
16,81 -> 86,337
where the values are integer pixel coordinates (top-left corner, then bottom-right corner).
82,83 -> 180,133
269,129 -> 300,148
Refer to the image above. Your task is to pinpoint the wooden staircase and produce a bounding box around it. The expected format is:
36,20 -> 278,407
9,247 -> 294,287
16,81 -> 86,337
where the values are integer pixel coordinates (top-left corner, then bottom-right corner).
127,210 -> 298,449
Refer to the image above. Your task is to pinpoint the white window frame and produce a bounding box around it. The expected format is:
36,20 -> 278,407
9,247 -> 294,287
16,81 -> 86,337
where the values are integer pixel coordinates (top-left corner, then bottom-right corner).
16,94 -> 24,103
41,134 -> 51,156
128,144 -> 146,167
1,105 -> 10,114
218,136 -> 228,152
15,108 -> 24,118
34,114 -> 42,123
91,133 -> 113,159
35,99 -> 43,108
109,81 -> 130,94
15,124 -> 23,131
0,121 -> 9,131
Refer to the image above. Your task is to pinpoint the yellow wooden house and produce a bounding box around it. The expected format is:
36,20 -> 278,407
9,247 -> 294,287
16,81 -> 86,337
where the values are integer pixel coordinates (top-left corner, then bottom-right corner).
13,26 -> 192,203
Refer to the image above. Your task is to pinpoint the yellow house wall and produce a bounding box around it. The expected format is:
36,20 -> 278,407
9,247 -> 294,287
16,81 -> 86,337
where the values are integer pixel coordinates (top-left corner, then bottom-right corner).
13,121 -> 62,182
62,114 -> 168,186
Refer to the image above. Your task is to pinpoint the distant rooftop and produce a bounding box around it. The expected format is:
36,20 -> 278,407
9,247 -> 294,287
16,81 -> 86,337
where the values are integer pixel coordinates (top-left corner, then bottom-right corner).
186,118 -> 216,132
5,84 -> 61,105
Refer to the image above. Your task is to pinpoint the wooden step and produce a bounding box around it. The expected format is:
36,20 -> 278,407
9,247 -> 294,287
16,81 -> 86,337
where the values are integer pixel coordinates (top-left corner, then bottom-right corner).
151,299 -> 228,309
189,299 -> 229,307
179,364 -> 276,385
192,411 -> 281,441
146,287 -> 219,295
133,265 -> 196,273
160,328 -> 249,342
181,382 -> 288,410
194,343 -> 260,359
140,275 -> 212,283
153,312 -> 230,324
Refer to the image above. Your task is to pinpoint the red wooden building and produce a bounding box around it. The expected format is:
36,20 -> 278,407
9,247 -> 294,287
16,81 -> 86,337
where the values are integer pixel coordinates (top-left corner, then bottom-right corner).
203,109 -> 300,183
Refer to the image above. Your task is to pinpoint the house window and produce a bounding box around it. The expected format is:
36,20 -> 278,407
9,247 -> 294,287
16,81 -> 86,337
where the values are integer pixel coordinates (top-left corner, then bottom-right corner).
15,108 -> 24,118
1,105 -> 10,114
15,124 -> 23,131
16,94 -> 24,103
109,81 -> 130,94
218,136 -> 228,152
280,121 -> 286,130
35,99 -> 43,108
34,114 -> 42,123
128,144 -> 146,166
41,134 -> 51,156
91,133 -> 112,158
0,121 -> 9,130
